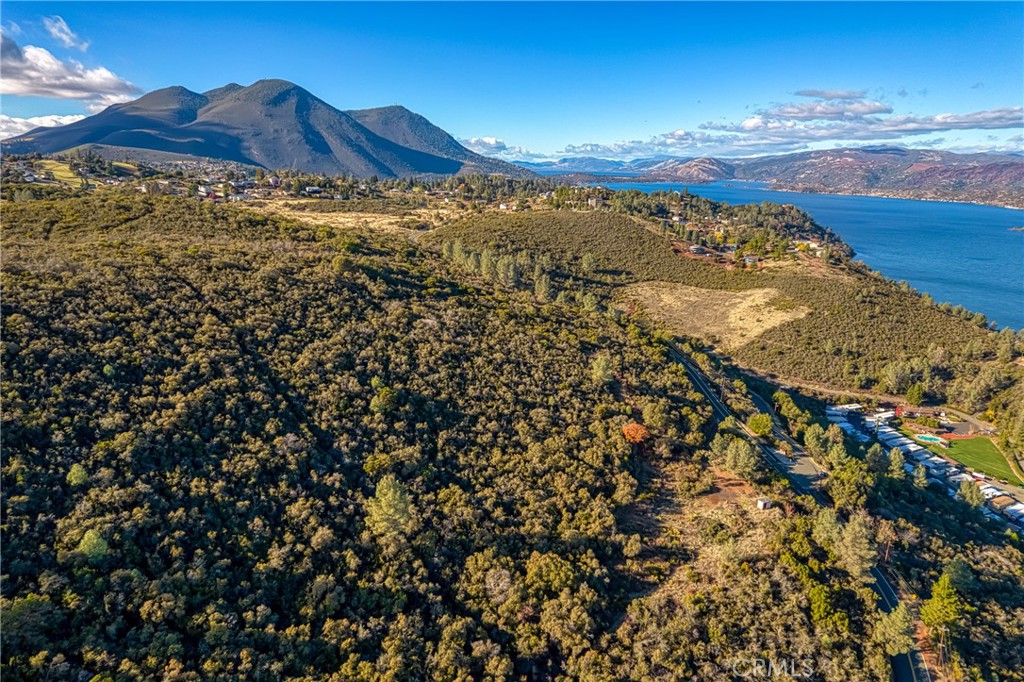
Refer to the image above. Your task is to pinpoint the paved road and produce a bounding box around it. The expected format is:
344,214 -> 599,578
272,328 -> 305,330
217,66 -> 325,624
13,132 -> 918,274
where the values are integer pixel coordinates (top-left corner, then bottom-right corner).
667,343 -> 930,682
668,346 -> 827,502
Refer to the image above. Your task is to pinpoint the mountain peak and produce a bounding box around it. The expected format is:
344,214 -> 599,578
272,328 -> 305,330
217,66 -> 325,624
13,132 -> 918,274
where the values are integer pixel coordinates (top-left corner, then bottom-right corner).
204,83 -> 243,100
355,104 -> 414,116
129,85 -> 206,109
211,79 -> 320,108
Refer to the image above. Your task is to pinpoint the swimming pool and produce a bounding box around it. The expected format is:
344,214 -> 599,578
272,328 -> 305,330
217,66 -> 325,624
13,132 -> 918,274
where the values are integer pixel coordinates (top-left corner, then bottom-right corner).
916,434 -> 948,445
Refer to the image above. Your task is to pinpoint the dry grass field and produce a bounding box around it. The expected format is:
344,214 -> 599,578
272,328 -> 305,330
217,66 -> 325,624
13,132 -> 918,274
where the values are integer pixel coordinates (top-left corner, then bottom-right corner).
623,281 -> 809,349
251,200 -> 425,237
251,198 -> 474,239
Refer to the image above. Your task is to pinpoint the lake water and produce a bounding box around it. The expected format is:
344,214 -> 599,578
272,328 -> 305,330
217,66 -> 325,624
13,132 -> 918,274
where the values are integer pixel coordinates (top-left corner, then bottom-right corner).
604,181 -> 1024,329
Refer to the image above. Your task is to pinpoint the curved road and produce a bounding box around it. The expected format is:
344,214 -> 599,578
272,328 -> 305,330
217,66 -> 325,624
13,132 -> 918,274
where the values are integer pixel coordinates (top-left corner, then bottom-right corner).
667,343 -> 930,682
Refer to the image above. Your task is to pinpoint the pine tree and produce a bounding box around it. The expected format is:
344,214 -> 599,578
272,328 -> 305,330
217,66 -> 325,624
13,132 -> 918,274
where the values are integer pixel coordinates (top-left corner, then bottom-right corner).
534,269 -> 552,302
913,464 -> 929,489
364,475 -> 416,544
812,507 -> 841,549
803,423 -> 826,458
920,574 -> 964,635
957,479 -> 984,508
872,604 -> 915,656
724,438 -> 759,479
887,448 -> 907,479
836,511 -> 876,583
590,353 -> 614,386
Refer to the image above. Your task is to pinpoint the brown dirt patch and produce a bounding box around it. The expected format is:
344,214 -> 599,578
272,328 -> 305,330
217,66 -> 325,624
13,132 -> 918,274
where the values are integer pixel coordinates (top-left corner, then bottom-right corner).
702,467 -> 757,507
623,281 -> 810,350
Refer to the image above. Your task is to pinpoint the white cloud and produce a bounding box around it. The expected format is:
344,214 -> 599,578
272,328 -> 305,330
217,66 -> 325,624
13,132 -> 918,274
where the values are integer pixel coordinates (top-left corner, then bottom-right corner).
461,136 -> 508,153
43,16 -> 89,51
0,33 -> 140,109
558,130 -> 809,159
459,84 -> 1022,163
764,100 -> 893,120
794,89 -> 866,100
706,107 -> 1024,142
0,113 -> 85,139
514,104 -> 1024,162
460,136 -> 545,160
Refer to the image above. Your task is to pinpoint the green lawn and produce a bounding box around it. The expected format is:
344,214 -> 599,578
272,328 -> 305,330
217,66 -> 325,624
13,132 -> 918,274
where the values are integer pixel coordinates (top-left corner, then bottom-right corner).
37,159 -> 79,184
904,430 -> 1022,484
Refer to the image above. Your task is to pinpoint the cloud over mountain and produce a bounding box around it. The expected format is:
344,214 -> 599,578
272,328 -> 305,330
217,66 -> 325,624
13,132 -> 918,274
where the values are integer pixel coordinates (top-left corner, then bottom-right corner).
491,82 -> 1021,161
0,32 -> 140,110
523,85 -> 1023,161
711,107 -> 1024,141
0,113 -> 85,138
460,136 -> 541,160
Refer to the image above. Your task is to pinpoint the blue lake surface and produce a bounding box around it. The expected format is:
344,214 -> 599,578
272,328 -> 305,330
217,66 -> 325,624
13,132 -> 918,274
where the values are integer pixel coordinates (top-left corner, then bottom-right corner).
604,181 -> 1024,329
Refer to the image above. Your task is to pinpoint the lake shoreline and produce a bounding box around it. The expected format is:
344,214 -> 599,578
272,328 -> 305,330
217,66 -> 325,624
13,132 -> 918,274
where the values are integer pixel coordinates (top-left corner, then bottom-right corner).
767,183 -> 1024,211
563,173 -> 1023,210
604,180 -> 1024,330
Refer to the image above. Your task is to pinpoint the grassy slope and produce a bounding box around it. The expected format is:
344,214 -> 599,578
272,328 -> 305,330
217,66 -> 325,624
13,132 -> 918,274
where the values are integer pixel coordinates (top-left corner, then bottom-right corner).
946,438 -> 1022,484
37,159 -> 79,184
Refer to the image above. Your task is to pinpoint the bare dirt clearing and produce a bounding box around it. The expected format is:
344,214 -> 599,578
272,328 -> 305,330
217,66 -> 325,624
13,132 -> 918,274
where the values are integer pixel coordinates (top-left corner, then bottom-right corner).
251,202 -> 427,237
623,281 -> 810,349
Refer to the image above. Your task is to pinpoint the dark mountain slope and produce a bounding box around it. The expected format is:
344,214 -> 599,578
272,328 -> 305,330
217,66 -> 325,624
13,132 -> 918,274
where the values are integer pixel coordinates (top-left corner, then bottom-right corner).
3,80 -> 529,178
181,79 -> 461,176
347,104 -> 532,177
2,86 -> 211,157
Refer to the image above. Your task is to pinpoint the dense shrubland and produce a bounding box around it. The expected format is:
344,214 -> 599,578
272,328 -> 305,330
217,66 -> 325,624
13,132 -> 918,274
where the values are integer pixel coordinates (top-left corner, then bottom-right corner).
2,196 -> 915,681
392,188 -> 1024,679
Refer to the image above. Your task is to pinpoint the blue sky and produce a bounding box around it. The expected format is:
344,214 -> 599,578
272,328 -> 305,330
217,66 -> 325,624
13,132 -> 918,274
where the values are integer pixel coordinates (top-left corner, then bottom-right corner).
1,1 -> 1021,159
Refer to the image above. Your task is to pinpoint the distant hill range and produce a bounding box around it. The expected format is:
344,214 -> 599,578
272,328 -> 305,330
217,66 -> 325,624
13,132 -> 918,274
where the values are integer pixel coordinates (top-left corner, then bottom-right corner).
519,146 -> 1024,206
2,79 -> 531,178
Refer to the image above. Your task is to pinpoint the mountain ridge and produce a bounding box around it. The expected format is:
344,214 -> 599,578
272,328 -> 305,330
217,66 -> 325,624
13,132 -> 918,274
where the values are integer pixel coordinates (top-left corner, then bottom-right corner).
3,80 -> 532,179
